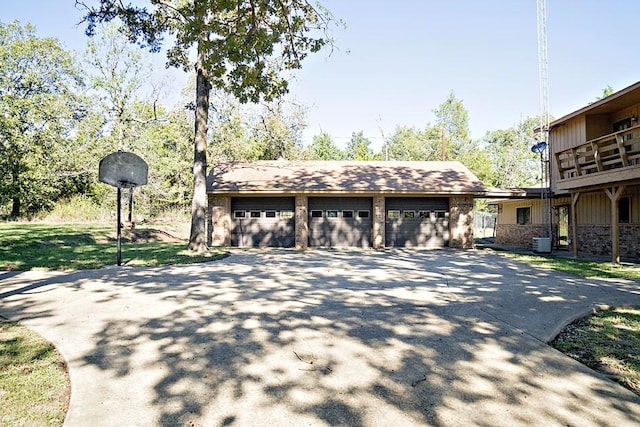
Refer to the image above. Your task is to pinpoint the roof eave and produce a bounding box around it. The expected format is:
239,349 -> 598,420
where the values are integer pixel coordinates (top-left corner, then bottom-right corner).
550,80 -> 640,128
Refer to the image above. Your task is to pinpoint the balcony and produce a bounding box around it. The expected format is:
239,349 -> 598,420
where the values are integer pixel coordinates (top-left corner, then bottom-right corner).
555,125 -> 640,190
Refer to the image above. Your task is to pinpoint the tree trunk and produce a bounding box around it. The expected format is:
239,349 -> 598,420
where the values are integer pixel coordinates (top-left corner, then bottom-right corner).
10,169 -> 20,218
188,48 -> 210,253
11,196 -> 20,218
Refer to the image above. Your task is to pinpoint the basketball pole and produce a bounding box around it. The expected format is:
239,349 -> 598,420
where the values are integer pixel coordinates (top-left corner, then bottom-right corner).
117,186 -> 122,266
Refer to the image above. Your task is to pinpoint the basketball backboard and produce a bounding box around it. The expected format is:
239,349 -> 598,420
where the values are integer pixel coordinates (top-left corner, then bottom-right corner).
99,151 -> 148,188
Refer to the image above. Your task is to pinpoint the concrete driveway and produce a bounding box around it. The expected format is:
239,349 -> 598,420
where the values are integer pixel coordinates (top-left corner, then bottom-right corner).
1,249 -> 639,426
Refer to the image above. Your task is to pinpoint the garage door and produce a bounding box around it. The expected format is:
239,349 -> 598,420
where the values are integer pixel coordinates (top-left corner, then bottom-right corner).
309,197 -> 372,247
385,197 -> 449,248
231,197 -> 295,247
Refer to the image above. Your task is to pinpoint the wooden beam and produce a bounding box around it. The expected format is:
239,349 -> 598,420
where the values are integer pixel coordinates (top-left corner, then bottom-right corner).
590,141 -> 603,172
571,148 -> 583,175
571,192 -> 581,258
604,185 -> 626,264
556,165 -> 640,190
555,152 -> 565,177
616,134 -> 629,167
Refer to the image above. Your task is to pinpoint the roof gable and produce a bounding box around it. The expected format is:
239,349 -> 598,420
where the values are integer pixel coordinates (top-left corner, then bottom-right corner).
207,160 -> 488,195
551,80 -> 640,128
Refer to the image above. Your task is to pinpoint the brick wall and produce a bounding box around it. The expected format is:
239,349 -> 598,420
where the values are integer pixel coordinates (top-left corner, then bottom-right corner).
295,195 -> 308,249
449,196 -> 474,249
576,224 -> 640,258
496,224 -> 544,249
372,196 -> 385,249
208,195 -> 231,246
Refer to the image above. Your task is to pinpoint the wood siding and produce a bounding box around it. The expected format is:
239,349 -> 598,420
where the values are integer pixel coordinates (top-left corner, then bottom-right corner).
575,188 -> 639,224
497,199 -> 546,226
499,187 -> 639,226
550,116 -> 585,193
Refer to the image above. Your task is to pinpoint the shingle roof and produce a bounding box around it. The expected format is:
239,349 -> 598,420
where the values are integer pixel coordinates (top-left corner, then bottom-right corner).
207,160 -> 488,195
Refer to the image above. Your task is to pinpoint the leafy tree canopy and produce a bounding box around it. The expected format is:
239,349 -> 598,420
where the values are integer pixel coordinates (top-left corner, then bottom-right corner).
0,20 -> 84,217
78,0 -> 334,103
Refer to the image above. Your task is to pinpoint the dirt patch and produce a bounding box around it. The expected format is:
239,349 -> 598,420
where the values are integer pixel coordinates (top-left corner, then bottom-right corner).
107,227 -> 185,243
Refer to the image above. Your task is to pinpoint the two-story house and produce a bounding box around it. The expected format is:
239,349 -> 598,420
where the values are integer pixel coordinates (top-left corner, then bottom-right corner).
495,81 -> 640,262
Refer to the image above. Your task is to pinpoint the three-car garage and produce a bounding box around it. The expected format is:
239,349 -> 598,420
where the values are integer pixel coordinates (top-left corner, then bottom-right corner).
209,161 -> 483,250
229,195 -> 451,248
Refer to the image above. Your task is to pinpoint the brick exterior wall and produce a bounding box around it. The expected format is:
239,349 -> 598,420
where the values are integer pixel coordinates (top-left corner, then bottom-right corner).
295,195 -> 308,249
576,224 -> 640,259
496,224 -> 544,249
372,196 -> 385,249
449,196 -> 474,249
208,195 -> 231,246
497,222 -> 640,259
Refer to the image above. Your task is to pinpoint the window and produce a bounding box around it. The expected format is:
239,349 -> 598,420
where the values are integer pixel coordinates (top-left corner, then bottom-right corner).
614,118 -> 634,141
234,210 -> 246,218
250,211 -> 261,218
388,210 -> 400,219
342,210 -> 354,218
265,211 -> 276,218
358,210 -> 370,219
419,210 -> 430,219
280,210 -> 294,219
516,207 -> 531,225
311,210 -> 323,218
619,197 -> 631,223
436,211 -> 447,219
326,210 -> 338,218
403,210 -> 415,218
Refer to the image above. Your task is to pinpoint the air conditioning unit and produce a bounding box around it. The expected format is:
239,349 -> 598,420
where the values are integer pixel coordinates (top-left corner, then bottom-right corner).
532,237 -> 552,253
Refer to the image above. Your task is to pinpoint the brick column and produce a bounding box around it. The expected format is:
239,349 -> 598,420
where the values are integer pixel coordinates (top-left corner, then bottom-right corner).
209,195 -> 231,246
295,195 -> 308,249
372,196 -> 385,249
449,196 -> 474,249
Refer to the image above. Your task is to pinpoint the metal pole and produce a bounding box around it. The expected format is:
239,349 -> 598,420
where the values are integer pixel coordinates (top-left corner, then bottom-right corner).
117,187 -> 122,266
540,151 -> 545,236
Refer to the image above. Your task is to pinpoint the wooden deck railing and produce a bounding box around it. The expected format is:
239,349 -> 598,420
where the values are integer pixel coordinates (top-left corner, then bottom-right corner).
555,124 -> 640,181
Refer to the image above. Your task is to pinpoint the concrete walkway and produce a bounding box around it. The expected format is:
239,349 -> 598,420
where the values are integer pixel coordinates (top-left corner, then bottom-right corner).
1,249 -> 639,426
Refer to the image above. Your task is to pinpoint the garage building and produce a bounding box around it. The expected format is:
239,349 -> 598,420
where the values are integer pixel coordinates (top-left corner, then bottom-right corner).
207,161 -> 486,249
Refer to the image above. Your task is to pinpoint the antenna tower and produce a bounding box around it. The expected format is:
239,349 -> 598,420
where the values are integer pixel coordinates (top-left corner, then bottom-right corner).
537,0 -> 552,239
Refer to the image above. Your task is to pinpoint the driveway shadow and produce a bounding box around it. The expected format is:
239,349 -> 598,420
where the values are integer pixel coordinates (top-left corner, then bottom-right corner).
1,250 -> 639,426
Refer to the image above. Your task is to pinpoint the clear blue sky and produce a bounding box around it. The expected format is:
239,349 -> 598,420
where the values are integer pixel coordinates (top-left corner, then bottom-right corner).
3,1 -> 640,149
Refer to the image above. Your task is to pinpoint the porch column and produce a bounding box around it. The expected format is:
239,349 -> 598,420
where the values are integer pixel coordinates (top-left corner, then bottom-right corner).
295,195 -> 308,249
571,192 -> 580,258
604,186 -> 626,264
372,196 -> 385,249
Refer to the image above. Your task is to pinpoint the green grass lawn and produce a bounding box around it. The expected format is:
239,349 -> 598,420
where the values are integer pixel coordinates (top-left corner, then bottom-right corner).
550,306 -> 640,396
498,252 -> 640,280
499,252 -> 640,396
0,222 -> 227,271
0,321 -> 69,425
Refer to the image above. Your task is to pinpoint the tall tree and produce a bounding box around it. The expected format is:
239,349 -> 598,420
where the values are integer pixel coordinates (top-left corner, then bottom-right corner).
306,131 -> 344,160
83,22 -> 162,221
345,131 -> 378,161
78,0 -> 334,252
433,91 -> 469,160
484,117 -> 541,188
83,22 -> 153,153
135,103 -> 194,214
385,125 -> 441,161
208,90 -> 251,161
248,100 -> 306,160
0,21 -> 82,217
